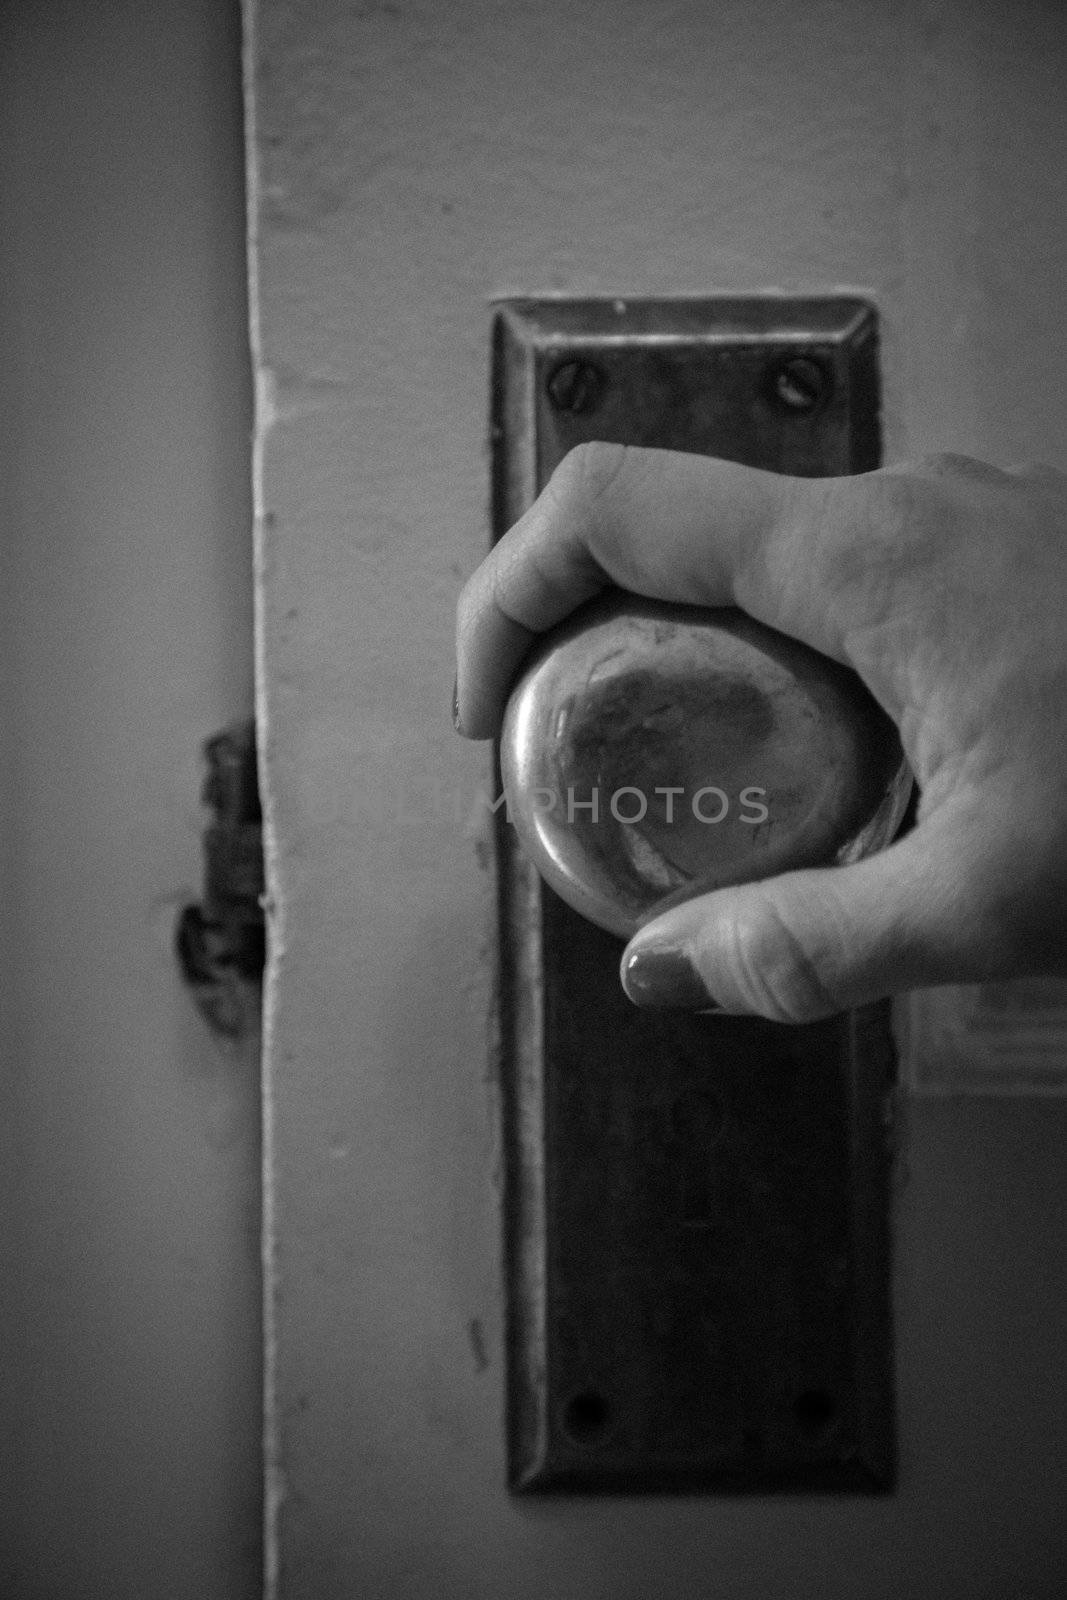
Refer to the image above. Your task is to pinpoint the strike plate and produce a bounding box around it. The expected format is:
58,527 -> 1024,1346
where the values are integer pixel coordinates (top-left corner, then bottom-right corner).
491,297 -> 895,1493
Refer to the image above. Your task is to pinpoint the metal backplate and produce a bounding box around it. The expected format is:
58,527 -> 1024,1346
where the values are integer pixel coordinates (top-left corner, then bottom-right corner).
490,298 -> 894,1493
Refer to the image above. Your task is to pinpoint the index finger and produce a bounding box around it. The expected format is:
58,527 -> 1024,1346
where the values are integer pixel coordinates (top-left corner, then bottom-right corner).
454,441 -> 847,739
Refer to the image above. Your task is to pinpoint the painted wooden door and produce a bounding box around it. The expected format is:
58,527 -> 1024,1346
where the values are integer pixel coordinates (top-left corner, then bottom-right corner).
248,2 -> 1067,1594
0,4 -> 261,1594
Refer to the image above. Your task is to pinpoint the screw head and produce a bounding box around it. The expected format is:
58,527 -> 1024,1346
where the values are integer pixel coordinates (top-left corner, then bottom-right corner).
765,354 -> 832,415
546,358 -> 603,415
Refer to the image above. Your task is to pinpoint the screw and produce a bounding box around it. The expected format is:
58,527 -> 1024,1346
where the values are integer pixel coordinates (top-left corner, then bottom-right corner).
766,354 -> 831,414
546,358 -> 603,415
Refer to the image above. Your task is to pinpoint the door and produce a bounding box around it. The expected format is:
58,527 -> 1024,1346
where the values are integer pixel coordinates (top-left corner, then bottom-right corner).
247,2 -> 1067,1594
0,3 -> 261,1595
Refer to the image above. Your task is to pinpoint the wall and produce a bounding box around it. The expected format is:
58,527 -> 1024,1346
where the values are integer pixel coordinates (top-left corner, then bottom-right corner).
247,1 -> 1067,1595
0,3 -> 261,1596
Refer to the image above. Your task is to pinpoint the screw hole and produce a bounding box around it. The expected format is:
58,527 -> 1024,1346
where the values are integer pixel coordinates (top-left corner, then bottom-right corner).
562,1389 -> 611,1444
792,1388 -> 837,1437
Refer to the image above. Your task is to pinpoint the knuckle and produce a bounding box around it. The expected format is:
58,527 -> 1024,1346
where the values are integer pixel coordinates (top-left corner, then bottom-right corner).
723,893 -> 842,1023
554,439 -> 631,517
915,449 -> 973,477
915,450 -> 1009,487
868,466 -> 935,536
849,463 -> 966,572
814,472 -> 928,605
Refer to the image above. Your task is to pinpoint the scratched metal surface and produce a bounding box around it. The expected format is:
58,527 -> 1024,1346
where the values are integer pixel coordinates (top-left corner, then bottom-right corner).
492,298 -> 896,1492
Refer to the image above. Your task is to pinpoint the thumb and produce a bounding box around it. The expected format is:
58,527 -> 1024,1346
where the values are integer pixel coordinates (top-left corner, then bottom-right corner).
619,823 -> 974,1023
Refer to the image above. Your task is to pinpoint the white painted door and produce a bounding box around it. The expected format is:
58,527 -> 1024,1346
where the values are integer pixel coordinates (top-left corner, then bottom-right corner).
248,2 -> 1067,1594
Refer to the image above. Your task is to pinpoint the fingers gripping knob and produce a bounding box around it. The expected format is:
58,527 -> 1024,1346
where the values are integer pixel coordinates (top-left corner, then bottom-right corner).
498,591 -> 913,945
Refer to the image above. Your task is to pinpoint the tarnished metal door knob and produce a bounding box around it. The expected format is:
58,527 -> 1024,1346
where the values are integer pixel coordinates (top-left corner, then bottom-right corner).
499,591 -> 913,940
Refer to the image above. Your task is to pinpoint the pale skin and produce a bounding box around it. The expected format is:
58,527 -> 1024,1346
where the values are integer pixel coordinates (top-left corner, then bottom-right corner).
454,446 -> 1067,1022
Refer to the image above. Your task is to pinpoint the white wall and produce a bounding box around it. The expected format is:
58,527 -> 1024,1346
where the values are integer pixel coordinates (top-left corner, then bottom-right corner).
0,4 -> 260,1596
248,0 -> 1067,1595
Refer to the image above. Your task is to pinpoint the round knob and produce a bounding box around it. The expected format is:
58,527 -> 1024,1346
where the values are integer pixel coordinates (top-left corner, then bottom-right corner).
499,592 -> 913,940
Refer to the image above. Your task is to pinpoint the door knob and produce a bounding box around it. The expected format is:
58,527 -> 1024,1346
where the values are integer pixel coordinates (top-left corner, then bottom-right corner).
500,590 -> 912,939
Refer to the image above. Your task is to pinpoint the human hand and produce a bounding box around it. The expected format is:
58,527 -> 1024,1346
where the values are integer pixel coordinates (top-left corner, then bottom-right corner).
454,445 -> 1067,1021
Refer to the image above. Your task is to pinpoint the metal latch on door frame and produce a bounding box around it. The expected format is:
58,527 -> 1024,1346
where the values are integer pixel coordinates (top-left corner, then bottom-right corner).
176,719 -> 265,1040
